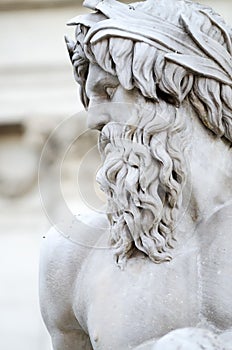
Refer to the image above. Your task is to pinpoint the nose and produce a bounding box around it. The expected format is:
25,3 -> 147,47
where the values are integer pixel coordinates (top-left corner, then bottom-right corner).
87,100 -> 110,130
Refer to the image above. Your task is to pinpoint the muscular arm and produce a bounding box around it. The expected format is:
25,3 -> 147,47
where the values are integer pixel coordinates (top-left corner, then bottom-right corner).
39,213 -> 108,350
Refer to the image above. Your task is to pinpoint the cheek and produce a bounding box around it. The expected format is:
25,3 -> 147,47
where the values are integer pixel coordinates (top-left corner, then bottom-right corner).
112,86 -> 139,104
108,104 -> 137,126
111,87 -> 139,125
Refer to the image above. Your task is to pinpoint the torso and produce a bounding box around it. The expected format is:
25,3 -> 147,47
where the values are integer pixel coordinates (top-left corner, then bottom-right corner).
43,205 -> 232,350
199,204 -> 232,331
72,204 -> 232,349
74,233 -> 200,349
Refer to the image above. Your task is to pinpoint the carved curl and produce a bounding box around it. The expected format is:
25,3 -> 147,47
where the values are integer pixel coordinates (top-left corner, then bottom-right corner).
67,0 -> 232,143
94,96 -> 192,266
66,0 -> 232,264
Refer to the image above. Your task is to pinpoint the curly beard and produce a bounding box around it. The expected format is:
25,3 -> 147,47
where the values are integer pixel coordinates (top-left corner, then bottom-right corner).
96,100 -> 190,268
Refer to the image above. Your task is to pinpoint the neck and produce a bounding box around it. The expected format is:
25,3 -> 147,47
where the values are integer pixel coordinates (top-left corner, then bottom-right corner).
182,107 -> 232,224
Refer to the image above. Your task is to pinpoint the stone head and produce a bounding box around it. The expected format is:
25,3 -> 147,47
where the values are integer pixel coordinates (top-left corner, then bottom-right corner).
66,0 -> 232,266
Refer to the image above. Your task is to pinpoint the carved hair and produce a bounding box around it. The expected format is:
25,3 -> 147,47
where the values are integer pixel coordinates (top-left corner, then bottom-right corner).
66,0 -> 232,264
67,0 -> 232,143
96,100 -> 191,266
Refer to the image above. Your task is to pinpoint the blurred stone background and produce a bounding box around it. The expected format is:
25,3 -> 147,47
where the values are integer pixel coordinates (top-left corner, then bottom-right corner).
0,0 -> 231,349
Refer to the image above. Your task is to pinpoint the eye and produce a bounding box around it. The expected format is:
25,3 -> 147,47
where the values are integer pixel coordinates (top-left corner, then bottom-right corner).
105,86 -> 117,99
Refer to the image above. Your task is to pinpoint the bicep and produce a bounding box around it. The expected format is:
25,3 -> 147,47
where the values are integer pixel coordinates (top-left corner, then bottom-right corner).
39,227 -> 82,336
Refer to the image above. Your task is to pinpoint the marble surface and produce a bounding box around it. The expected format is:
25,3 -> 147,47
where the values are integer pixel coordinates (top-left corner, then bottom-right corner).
40,0 -> 232,349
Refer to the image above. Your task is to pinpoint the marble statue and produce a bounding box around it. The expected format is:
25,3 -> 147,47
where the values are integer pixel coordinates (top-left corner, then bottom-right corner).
39,0 -> 232,348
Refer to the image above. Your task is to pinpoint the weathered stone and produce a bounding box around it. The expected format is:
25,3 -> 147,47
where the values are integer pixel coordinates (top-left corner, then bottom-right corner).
40,0 -> 232,348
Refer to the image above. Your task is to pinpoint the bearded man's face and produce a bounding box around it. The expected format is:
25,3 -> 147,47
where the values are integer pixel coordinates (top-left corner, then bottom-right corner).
86,63 -> 189,267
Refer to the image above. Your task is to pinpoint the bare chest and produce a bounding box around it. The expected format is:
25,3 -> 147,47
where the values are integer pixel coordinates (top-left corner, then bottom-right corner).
74,249 -> 200,349
198,205 -> 232,330
73,211 -> 232,349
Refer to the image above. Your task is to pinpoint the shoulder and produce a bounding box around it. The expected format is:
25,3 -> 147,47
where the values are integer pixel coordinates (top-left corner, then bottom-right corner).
39,211 -> 109,330
40,211 -> 109,279
199,202 -> 232,239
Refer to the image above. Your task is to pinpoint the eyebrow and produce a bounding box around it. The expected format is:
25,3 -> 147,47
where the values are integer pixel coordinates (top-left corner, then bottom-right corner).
85,78 -> 107,98
86,74 -> 119,94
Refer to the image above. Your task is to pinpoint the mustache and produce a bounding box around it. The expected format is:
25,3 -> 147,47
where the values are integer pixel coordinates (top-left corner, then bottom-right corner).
98,123 -> 160,199
98,101 -> 175,154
